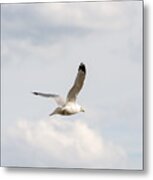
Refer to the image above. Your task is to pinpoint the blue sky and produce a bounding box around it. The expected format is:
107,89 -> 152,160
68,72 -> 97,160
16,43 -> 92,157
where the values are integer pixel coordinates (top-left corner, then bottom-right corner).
1,1 -> 143,169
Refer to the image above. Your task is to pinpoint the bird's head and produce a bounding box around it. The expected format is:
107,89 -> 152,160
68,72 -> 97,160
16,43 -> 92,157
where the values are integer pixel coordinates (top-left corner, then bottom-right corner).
80,106 -> 85,112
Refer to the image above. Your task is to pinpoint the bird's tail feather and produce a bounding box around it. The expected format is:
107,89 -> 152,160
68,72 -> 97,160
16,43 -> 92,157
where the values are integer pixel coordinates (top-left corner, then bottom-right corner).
49,112 -> 55,116
49,107 -> 62,116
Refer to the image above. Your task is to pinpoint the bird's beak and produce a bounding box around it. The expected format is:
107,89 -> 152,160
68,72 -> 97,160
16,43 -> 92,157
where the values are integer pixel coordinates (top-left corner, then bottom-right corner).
81,108 -> 85,112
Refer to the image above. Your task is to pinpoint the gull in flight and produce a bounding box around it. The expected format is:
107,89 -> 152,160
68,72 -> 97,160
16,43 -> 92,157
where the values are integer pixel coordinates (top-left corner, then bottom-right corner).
33,63 -> 86,116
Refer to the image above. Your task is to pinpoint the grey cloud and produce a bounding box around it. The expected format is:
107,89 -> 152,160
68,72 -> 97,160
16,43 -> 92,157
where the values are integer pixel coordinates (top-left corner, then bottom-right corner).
1,4 -> 92,46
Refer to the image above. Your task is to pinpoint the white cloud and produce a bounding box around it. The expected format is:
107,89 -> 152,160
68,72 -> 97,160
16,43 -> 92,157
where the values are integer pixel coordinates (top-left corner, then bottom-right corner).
8,118 -> 127,169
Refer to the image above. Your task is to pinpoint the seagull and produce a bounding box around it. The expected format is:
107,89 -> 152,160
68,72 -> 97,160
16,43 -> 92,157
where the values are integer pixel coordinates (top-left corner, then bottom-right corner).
33,63 -> 86,116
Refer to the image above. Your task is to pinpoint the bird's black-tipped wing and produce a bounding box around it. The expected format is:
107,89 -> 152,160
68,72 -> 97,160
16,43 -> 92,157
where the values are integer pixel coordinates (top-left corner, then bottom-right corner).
32,92 -> 65,106
66,63 -> 86,102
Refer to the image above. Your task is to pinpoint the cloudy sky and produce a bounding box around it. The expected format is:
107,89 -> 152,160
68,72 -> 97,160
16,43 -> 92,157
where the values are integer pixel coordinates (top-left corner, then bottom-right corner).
1,1 -> 143,169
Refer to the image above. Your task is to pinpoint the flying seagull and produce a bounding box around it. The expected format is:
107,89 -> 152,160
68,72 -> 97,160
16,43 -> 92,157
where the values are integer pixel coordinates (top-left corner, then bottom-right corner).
33,63 -> 86,116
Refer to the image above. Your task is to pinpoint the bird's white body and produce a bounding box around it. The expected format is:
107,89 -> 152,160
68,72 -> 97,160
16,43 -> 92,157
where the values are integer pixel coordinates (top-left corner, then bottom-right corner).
49,102 -> 83,116
62,102 -> 82,115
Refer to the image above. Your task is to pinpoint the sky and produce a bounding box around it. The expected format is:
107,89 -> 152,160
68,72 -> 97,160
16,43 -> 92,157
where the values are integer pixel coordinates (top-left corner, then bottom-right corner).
1,1 -> 143,169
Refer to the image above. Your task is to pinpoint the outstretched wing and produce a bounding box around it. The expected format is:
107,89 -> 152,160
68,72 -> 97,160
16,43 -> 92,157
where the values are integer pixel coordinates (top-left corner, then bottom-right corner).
66,63 -> 86,102
32,92 -> 65,106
